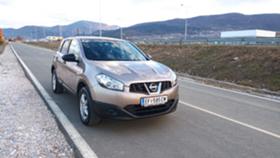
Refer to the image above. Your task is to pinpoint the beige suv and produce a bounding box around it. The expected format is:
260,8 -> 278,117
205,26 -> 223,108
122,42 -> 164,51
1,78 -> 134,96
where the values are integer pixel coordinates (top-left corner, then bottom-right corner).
51,37 -> 179,126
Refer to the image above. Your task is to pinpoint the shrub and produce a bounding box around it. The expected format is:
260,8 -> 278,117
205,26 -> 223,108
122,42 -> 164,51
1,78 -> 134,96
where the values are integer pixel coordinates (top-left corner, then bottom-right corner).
0,38 -> 4,45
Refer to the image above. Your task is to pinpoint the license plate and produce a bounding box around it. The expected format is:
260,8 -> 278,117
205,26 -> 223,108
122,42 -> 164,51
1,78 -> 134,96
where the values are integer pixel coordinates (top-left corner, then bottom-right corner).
140,96 -> 168,107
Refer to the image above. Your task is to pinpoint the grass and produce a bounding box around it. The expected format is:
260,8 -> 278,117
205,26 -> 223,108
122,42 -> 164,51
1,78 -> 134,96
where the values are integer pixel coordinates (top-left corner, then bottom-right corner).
25,41 -> 280,92
26,41 -> 60,51
139,44 -> 280,91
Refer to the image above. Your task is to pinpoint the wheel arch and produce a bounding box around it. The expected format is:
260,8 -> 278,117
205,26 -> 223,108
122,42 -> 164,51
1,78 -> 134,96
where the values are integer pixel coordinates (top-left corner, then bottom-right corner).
51,65 -> 55,73
77,80 -> 88,95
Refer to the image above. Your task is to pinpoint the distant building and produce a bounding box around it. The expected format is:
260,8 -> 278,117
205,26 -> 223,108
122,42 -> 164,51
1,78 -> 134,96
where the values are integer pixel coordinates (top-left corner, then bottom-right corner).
201,29 -> 280,45
46,36 -> 63,41
221,29 -> 276,38
276,32 -> 280,38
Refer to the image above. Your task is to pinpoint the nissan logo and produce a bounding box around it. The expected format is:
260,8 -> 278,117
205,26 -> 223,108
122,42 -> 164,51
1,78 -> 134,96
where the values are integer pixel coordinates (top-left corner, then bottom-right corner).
149,83 -> 158,92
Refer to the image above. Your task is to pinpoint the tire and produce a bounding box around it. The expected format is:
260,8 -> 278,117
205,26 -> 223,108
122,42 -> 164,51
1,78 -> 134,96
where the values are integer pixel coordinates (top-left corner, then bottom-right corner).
52,70 -> 63,94
79,87 -> 101,126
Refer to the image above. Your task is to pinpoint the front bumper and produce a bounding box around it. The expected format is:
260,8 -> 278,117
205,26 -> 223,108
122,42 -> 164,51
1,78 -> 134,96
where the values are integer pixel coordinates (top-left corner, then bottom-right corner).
91,84 -> 179,109
93,97 -> 179,120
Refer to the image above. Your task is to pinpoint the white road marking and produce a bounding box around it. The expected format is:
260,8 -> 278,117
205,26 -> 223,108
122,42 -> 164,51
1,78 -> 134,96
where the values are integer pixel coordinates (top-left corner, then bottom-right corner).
180,100 -> 280,139
178,77 -> 280,104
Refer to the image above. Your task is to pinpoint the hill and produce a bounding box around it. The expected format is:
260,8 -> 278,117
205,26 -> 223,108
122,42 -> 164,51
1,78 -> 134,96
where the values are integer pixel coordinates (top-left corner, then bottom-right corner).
4,13 -> 280,39
3,21 -> 118,39
103,13 -> 280,38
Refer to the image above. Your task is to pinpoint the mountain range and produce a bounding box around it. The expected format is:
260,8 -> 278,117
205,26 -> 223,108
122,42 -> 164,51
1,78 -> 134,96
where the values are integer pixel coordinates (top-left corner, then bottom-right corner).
3,13 -> 280,39
3,21 -> 118,39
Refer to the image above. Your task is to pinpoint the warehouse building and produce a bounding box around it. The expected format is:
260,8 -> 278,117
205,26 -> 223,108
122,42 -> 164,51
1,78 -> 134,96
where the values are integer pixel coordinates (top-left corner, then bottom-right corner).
46,36 -> 63,41
134,29 -> 280,46
221,29 -> 276,38
208,29 -> 280,45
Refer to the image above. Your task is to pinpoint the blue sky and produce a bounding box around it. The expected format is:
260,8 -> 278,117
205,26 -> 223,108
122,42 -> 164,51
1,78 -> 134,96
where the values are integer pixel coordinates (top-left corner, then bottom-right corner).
0,0 -> 279,28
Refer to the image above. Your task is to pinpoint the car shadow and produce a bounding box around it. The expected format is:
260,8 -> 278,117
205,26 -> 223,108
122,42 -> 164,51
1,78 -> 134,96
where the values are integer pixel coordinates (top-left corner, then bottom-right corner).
81,114 -> 177,135
52,90 -> 178,135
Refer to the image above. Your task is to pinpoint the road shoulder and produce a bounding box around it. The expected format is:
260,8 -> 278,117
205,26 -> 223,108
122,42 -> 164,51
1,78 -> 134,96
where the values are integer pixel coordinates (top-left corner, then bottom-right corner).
0,46 -> 74,157
9,44 -> 99,158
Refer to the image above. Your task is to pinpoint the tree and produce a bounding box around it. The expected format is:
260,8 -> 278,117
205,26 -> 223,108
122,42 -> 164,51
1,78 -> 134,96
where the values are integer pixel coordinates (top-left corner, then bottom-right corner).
0,28 -> 4,44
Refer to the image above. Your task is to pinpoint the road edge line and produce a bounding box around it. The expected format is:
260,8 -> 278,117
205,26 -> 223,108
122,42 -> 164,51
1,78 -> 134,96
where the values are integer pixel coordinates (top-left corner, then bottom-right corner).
179,100 -> 280,139
9,44 -> 98,158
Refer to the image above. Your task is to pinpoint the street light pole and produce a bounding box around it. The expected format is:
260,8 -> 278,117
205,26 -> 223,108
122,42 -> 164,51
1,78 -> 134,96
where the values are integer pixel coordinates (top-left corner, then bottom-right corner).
184,18 -> 187,41
99,0 -> 102,37
120,26 -> 123,39
181,4 -> 188,41
118,18 -> 123,39
59,25 -> 62,37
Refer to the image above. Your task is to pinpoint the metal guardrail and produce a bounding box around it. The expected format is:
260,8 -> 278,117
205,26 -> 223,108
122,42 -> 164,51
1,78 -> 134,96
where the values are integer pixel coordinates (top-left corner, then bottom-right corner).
132,37 -> 280,46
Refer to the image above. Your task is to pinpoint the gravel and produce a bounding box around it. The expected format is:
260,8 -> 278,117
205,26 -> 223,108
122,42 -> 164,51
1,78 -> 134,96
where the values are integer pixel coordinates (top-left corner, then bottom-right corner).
0,46 -> 74,158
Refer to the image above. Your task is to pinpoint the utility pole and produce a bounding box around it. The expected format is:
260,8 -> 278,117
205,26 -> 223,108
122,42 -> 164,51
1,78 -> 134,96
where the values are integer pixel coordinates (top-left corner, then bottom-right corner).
184,18 -> 188,41
43,27 -> 46,38
181,4 -> 188,41
99,0 -> 102,37
59,25 -> 62,37
120,26 -> 123,39
76,28 -> 80,36
118,18 -> 123,39
36,27 -> 38,40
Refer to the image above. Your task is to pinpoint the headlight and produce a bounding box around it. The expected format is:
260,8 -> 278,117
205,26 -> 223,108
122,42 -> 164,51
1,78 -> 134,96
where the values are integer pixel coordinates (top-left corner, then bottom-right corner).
171,71 -> 177,87
96,74 -> 124,91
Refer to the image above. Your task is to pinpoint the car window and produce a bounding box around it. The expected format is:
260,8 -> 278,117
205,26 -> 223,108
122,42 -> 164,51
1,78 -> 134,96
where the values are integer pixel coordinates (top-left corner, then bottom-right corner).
68,40 -> 81,58
81,39 -> 147,61
60,40 -> 70,54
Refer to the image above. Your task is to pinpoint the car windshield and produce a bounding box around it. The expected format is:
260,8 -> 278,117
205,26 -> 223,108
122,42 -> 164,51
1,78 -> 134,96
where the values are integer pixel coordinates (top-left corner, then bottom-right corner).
81,39 -> 148,61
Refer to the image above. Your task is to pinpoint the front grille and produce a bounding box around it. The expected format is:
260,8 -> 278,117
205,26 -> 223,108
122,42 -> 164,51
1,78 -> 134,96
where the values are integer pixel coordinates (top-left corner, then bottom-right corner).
130,83 -> 147,94
129,81 -> 172,94
124,100 -> 175,117
161,81 -> 172,92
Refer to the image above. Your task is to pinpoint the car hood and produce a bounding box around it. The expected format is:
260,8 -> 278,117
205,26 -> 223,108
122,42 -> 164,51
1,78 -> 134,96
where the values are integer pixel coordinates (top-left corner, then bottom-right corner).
90,60 -> 174,84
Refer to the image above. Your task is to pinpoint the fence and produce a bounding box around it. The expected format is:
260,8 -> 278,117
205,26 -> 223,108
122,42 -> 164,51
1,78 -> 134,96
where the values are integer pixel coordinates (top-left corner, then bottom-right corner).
132,37 -> 280,46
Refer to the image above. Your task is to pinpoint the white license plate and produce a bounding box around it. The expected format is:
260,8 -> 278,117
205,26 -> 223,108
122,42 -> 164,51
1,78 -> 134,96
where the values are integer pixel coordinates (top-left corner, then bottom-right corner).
140,96 -> 168,107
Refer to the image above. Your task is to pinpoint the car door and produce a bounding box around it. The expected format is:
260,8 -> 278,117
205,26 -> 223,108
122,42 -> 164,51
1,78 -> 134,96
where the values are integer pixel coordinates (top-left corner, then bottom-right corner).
63,39 -> 83,91
56,40 -> 71,83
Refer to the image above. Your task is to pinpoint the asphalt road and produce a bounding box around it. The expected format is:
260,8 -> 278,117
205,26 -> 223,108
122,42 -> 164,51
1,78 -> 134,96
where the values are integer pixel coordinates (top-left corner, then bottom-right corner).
11,43 -> 280,158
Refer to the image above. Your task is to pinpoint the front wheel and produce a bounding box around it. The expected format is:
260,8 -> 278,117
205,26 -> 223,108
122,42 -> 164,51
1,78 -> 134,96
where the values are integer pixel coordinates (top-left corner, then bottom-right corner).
52,70 -> 63,94
79,87 -> 101,126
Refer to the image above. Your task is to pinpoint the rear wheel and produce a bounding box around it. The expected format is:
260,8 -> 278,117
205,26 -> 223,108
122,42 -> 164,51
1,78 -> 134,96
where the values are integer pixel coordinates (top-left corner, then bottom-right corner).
79,87 -> 101,126
52,70 -> 63,94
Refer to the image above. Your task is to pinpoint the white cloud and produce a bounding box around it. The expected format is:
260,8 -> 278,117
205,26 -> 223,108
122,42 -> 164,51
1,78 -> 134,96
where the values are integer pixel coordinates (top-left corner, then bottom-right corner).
0,0 -> 279,28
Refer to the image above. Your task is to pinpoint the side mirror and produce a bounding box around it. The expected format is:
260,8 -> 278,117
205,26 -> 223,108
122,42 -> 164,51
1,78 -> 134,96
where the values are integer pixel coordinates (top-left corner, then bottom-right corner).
62,54 -> 78,62
147,54 -> 152,59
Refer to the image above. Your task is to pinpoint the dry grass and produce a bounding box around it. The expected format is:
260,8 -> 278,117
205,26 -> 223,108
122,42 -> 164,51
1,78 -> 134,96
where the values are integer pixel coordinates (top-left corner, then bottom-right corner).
26,41 -> 61,51
25,41 -> 280,91
139,44 -> 280,91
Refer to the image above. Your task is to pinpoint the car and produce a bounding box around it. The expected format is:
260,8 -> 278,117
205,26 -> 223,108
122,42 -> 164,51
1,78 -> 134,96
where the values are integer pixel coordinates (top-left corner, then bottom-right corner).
51,36 -> 179,126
